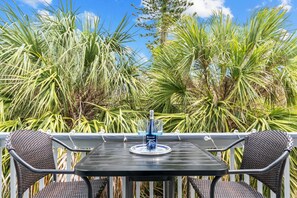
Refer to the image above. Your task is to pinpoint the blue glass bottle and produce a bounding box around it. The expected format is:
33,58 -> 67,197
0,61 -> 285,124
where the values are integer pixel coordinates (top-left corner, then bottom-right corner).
146,110 -> 157,150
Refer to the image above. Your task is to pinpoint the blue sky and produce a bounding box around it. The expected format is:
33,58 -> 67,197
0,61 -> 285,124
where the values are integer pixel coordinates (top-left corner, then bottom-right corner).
8,0 -> 297,59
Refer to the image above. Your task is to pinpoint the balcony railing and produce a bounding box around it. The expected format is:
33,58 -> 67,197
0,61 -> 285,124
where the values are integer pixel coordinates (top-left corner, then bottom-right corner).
1,132 -> 296,198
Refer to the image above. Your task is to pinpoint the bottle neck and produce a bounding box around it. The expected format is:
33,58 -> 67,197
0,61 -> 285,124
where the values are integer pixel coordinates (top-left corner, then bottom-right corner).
149,110 -> 154,120
148,110 -> 154,135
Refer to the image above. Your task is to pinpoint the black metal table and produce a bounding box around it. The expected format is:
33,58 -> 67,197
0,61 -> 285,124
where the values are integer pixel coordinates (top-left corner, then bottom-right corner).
75,141 -> 228,198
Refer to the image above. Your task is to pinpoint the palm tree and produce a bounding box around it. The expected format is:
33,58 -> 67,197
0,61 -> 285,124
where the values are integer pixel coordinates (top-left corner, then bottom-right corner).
150,8 -> 297,133
0,1 -> 146,133
149,8 -> 297,196
0,2 -> 147,196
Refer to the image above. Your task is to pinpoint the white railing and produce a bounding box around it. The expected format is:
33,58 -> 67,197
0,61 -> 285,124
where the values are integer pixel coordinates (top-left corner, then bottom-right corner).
1,132 -> 296,198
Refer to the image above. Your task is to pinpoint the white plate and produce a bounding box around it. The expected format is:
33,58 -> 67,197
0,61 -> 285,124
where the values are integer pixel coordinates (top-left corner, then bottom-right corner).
129,144 -> 172,156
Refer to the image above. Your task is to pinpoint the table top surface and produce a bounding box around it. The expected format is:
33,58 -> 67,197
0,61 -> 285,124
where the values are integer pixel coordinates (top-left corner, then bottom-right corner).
74,141 -> 228,177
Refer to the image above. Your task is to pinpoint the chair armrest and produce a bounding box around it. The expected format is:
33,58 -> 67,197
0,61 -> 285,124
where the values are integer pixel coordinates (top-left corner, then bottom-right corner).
52,137 -> 91,152
228,151 -> 290,175
206,138 -> 245,152
9,150 -> 74,174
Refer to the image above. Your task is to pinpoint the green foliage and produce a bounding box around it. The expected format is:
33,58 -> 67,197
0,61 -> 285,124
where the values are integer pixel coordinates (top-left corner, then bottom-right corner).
150,8 -> 297,133
149,9 -> 297,196
0,1 -> 146,133
0,2 -> 297,197
0,2 -> 296,136
132,0 -> 193,48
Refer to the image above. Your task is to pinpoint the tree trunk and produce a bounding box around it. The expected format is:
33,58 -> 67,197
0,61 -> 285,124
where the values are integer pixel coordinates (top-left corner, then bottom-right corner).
160,27 -> 167,45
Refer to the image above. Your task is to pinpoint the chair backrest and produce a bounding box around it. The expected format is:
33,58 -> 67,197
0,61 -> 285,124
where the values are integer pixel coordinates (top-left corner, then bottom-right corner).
5,130 -> 56,197
240,130 -> 293,196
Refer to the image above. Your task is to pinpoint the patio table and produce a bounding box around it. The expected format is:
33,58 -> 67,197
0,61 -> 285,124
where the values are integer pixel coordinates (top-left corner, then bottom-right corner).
74,141 -> 228,198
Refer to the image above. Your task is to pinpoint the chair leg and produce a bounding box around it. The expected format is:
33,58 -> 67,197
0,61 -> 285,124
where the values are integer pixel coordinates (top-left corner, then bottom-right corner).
125,177 -> 133,198
210,176 -> 221,198
82,176 -> 93,198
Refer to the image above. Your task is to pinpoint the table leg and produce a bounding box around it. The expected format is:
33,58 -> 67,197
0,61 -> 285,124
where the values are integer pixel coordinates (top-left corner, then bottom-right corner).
125,177 -> 133,198
81,176 -> 92,198
107,177 -> 111,198
165,177 -> 175,198
210,176 -> 221,198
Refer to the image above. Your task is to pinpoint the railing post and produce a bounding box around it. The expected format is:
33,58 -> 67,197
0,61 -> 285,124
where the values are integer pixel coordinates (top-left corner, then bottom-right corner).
122,177 -> 126,198
23,190 -> 29,198
0,148 -> 2,198
0,132 -> 296,198
216,152 -> 221,160
163,181 -> 165,198
79,152 -> 86,181
136,181 -> 141,198
53,148 -> 58,166
66,150 -> 71,181
39,178 -> 44,190
257,181 -> 263,194
149,181 -> 154,198
230,148 -> 235,181
190,185 -> 195,198
10,156 -> 16,198
109,177 -> 114,198
177,176 -> 182,198
284,156 -> 290,198
244,174 -> 250,184
270,191 -> 276,198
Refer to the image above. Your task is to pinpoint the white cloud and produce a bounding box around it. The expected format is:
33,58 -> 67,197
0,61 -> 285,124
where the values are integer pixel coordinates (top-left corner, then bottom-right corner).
247,1 -> 267,12
278,0 -> 292,11
21,0 -> 52,8
78,11 -> 100,29
280,28 -> 291,41
37,9 -> 56,21
37,9 -> 50,17
184,0 -> 233,18
125,47 -> 133,55
138,52 -> 149,64
124,47 -> 149,64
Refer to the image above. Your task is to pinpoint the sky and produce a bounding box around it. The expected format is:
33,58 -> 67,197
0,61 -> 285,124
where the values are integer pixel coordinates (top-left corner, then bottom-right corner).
6,0 -> 297,60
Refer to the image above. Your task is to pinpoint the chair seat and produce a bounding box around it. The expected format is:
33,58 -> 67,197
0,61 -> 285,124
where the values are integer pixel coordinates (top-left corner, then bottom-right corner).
188,177 -> 263,198
33,179 -> 108,198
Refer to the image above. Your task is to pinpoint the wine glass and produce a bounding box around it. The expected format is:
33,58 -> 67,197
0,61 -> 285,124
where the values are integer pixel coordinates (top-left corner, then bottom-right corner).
153,120 -> 163,136
137,119 -> 148,144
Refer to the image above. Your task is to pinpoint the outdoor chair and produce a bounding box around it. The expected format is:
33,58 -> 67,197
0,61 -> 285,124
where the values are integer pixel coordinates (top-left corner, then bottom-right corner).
6,130 -> 108,198
187,130 -> 293,198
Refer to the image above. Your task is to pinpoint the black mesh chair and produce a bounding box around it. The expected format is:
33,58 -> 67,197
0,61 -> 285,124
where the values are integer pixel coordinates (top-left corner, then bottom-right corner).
187,130 -> 293,198
6,130 -> 108,198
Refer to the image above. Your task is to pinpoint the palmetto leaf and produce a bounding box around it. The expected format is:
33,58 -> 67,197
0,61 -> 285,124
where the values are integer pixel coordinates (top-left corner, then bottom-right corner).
0,1 -> 145,127
0,2 -> 297,197
25,112 -> 71,132
150,8 -> 297,133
